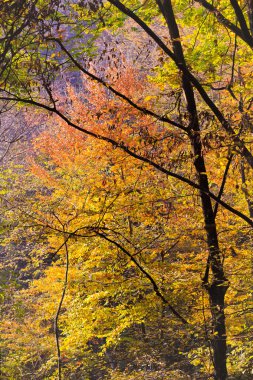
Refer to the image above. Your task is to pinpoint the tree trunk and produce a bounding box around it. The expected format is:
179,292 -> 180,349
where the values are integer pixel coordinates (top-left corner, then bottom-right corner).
208,281 -> 228,380
156,1 -> 229,378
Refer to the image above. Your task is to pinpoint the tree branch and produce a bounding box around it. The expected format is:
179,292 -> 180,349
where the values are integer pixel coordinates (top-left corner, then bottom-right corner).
96,231 -> 188,324
230,0 -> 253,45
108,0 -> 253,169
195,0 -> 253,48
49,38 -> 186,131
54,239 -> 69,380
0,94 -> 253,227
213,154 -> 233,218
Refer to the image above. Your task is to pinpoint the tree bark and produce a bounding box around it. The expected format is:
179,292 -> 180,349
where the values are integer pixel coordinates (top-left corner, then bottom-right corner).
230,0 -> 253,45
156,1 -> 229,378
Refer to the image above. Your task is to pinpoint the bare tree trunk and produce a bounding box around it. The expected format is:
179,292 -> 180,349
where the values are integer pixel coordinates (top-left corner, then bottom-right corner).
156,1 -> 229,378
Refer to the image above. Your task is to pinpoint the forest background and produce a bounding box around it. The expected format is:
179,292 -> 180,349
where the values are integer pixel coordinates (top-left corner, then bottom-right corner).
0,1 -> 252,379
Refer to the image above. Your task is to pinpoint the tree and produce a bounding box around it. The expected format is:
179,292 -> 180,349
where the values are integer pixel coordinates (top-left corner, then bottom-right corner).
0,1 -> 252,379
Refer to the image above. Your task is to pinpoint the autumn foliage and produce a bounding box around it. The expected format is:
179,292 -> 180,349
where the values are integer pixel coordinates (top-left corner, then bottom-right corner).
0,1 -> 253,380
